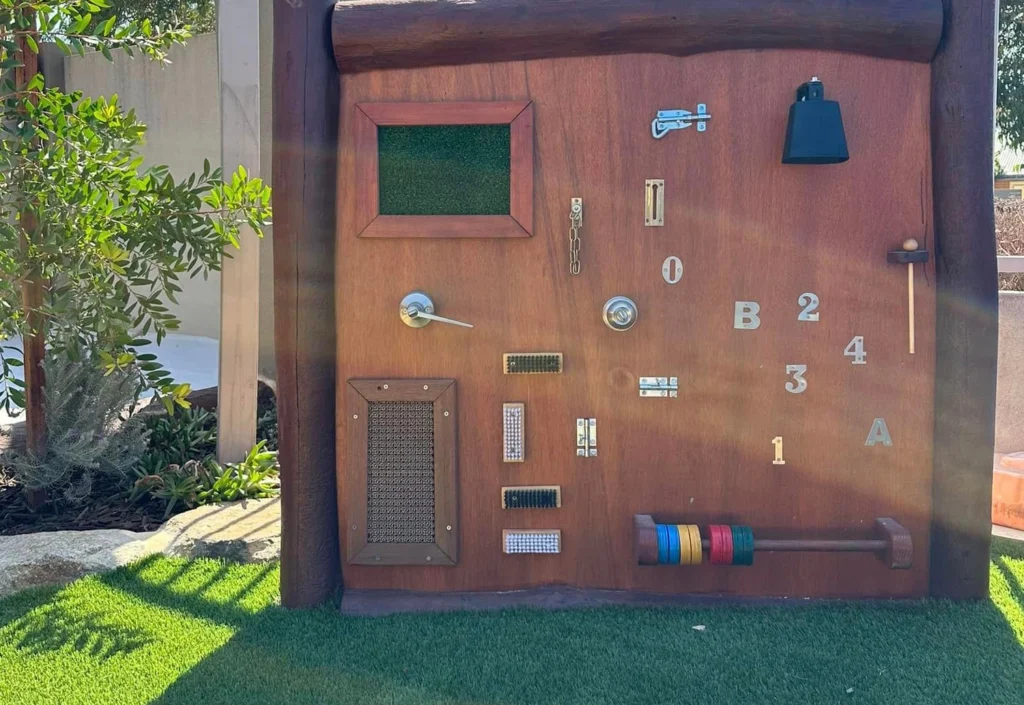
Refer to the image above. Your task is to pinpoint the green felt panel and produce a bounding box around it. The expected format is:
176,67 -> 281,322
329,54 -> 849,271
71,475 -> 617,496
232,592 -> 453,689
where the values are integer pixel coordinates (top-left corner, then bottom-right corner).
378,125 -> 511,216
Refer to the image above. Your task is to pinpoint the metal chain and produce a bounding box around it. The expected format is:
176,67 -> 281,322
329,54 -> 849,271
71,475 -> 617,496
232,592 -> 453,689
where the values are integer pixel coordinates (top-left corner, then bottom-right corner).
569,198 -> 582,275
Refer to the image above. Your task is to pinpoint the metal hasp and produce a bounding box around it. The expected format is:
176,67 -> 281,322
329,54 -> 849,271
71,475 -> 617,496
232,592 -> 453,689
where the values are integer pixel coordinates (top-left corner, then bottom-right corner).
640,377 -> 678,398
782,77 -> 849,164
400,291 -> 474,328
604,296 -> 638,331
652,105 -> 710,139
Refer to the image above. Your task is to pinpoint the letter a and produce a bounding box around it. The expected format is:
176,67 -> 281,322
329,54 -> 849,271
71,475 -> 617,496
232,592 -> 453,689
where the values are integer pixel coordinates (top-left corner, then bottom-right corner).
865,418 -> 893,447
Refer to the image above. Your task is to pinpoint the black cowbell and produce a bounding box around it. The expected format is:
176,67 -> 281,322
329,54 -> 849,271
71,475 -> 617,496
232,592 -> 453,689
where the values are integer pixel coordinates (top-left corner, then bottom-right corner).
782,78 -> 849,165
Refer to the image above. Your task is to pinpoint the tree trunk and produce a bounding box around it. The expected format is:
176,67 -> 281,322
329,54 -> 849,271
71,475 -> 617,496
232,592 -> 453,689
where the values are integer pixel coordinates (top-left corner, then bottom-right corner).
14,12 -> 47,508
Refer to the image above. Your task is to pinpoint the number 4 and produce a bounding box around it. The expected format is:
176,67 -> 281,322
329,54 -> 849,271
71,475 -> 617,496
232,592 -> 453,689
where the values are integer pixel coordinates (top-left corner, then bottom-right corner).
844,336 -> 867,365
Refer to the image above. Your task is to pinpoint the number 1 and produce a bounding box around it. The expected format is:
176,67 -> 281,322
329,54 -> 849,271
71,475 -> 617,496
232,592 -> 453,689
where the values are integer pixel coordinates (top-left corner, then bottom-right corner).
772,436 -> 785,465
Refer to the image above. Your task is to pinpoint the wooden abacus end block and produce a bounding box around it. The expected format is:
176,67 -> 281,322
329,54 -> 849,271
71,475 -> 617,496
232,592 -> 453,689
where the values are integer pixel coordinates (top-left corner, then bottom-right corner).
634,514 -> 659,565
875,517 -> 913,569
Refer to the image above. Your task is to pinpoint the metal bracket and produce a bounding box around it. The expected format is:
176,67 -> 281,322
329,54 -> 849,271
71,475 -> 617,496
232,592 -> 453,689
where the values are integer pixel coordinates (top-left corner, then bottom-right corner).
652,105 -> 710,139
639,377 -> 678,398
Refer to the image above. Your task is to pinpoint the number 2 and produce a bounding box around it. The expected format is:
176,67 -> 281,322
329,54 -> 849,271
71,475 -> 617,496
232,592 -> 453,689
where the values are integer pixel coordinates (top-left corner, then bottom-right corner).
844,336 -> 867,365
798,293 -> 819,322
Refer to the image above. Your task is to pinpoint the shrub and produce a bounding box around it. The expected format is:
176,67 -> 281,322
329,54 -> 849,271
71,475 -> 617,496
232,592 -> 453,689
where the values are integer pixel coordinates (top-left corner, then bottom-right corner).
0,354 -> 149,502
130,441 -> 279,518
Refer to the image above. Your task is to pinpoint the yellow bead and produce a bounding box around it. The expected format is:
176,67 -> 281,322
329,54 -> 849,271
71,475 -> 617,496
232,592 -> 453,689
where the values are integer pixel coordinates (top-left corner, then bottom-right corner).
677,525 -> 691,565
688,525 -> 703,565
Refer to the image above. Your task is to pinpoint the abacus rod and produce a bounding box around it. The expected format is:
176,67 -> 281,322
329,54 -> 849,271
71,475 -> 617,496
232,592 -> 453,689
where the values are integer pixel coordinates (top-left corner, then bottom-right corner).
699,539 -> 887,552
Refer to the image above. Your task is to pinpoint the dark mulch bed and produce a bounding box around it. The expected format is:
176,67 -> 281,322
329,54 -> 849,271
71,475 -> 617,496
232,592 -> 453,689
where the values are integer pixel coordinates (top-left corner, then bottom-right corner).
0,381 -> 278,536
0,469 -> 187,536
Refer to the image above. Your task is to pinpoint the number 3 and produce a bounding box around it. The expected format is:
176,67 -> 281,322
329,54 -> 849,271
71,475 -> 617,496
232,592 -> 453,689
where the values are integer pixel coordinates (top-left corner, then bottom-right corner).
785,364 -> 807,394
798,293 -> 819,322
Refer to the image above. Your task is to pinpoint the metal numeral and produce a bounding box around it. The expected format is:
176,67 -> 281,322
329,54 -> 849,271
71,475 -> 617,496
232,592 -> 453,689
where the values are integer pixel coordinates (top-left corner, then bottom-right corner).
844,336 -> 867,365
785,365 -> 807,394
772,436 -> 786,465
798,293 -> 820,321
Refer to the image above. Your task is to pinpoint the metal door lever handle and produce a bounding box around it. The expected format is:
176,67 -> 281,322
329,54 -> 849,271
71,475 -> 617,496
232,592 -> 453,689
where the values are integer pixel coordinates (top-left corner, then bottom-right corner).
400,291 -> 473,329
408,309 -> 474,328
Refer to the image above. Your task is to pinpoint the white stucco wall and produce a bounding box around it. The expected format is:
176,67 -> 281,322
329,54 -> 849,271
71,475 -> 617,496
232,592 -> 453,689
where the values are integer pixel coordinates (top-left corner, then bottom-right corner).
61,12 -> 275,379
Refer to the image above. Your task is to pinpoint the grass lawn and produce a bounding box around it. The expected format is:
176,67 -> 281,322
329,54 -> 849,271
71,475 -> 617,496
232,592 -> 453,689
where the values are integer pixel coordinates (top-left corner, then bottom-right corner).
2,542 -> 1024,705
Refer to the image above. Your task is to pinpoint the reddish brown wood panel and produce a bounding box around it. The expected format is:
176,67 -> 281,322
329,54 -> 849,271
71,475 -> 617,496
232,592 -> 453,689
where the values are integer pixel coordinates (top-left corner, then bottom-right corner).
354,101 -> 534,238
336,52 -> 935,598
332,0 -> 944,72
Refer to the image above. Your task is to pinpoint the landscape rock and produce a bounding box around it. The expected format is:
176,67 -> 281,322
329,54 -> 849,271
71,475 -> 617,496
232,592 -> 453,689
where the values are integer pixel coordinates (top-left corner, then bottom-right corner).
0,497 -> 280,598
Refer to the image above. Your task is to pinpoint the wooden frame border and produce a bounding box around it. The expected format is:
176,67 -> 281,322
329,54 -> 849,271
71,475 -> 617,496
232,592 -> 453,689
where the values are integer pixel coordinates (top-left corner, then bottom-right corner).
344,379 -> 458,566
927,0 -> 999,599
333,0 -> 944,73
353,101 -> 533,238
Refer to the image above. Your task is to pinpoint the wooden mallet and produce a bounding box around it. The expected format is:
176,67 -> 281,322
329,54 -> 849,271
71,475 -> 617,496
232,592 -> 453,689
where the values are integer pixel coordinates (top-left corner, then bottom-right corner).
887,239 -> 930,355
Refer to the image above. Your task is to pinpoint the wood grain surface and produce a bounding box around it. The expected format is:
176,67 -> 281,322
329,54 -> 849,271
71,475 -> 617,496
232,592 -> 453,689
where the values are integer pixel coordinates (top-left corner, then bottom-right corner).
929,0 -> 999,599
332,0 -> 944,73
335,51 -> 935,598
273,0 -> 341,606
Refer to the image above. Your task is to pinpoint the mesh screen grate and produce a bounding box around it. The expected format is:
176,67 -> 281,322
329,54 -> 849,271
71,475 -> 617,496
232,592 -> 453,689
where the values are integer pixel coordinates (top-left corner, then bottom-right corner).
366,401 -> 435,543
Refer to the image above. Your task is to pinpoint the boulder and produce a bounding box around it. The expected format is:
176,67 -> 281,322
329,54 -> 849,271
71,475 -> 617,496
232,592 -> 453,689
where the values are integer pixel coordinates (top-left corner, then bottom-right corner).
0,497 -> 279,598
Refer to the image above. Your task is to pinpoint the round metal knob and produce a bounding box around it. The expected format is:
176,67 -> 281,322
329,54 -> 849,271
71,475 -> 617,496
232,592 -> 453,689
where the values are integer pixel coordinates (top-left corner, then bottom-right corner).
603,296 -> 638,331
400,291 -> 434,328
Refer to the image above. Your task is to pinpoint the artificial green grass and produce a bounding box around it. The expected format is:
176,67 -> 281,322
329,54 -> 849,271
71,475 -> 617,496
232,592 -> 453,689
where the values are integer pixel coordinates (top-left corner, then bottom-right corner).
378,125 -> 511,216
2,542 -> 1024,705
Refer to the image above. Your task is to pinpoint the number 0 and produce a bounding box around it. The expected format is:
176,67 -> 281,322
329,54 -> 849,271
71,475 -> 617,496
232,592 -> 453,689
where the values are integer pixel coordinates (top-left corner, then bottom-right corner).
844,336 -> 867,365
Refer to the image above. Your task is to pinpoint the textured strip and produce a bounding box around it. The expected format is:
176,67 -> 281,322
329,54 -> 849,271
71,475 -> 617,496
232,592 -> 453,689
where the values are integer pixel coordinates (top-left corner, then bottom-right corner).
503,353 -> 563,375
502,486 -> 561,509
502,403 -> 525,463
503,529 -> 561,554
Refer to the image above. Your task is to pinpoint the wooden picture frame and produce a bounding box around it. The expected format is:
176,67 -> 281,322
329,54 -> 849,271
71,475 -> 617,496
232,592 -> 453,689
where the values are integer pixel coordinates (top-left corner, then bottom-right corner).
352,101 -> 534,238
344,379 -> 458,565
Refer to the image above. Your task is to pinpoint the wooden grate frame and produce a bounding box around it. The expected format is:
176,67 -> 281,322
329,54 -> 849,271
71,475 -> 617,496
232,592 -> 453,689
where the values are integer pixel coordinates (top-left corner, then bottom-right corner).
345,379 -> 457,565
352,101 -> 534,238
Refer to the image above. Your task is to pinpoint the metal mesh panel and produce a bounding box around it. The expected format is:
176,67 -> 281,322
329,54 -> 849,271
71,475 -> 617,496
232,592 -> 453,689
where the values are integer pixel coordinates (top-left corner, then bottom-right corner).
366,401 -> 435,543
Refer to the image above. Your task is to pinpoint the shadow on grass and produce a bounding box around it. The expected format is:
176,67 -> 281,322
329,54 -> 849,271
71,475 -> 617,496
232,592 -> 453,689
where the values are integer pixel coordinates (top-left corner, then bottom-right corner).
93,558 -> 1024,704
5,552 -> 1024,704
2,593 -> 153,660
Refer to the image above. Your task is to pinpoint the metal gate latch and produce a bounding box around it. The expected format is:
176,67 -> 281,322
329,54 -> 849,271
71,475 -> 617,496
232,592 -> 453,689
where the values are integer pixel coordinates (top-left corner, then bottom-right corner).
652,105 -> 710,139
